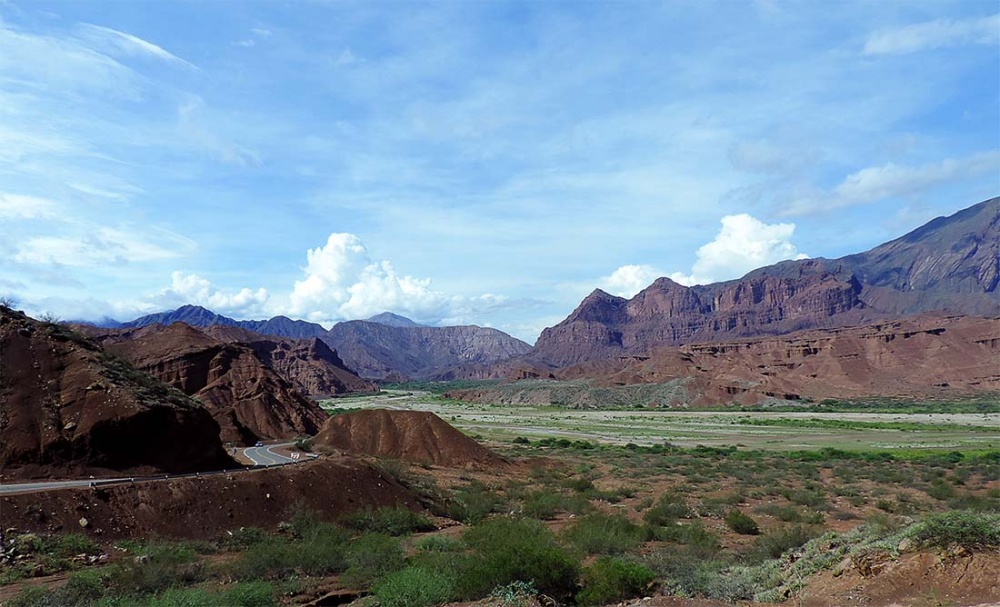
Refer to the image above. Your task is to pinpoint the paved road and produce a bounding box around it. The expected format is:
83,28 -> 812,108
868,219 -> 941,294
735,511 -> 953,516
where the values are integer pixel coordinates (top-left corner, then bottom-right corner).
243,442 -> 298,466
0,442 -> 305,496
0,478 -> 132,495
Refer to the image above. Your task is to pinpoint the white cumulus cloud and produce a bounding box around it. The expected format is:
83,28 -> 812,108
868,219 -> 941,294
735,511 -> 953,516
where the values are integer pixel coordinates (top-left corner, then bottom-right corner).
154,271 -> 271,316
599,264 -> 664,298
289,233 -> 449,324
670,214 -> 807,285
864,15 -> 1000,55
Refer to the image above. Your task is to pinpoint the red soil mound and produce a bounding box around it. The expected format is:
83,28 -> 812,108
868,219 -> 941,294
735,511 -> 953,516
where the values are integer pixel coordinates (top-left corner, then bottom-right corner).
313,409 -> 506,468
0,456 -> 420,540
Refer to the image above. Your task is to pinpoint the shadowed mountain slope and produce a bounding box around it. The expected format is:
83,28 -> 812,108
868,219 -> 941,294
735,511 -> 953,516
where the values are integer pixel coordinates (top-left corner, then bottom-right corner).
0,307 -> 236,479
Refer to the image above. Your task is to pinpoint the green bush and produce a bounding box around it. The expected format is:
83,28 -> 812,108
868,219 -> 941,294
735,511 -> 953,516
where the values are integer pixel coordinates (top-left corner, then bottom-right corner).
521,490 -> 563,519
231,523 -> 349,579
343,533 -> 404,586
911,510 -> 1000,550
643,491 -> 692,526
577,557 -> 656,606
448,481 -> 507,523
413,535 -> 463,553
563,512 -> 644,555
342,506 -> 434,536
457,517 -> 581,600
374,567 -> 456,607
748,526 -> 819,562
724,510 -> 760,535
222,581 -> 278,607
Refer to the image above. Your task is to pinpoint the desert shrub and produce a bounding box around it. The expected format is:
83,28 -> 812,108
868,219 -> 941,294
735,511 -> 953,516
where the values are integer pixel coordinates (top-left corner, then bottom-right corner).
220,526 -> 268,550
725,510 -> 760,535
342,506 -> 434,536
911,510 -> 1000,550
642,547 -> 727,598
62,569 -> 105,604
643,491 -> 692,526
748,526 -> 819,563
456,517 -> 581,600
448,481 -> 507,523
576,557 -> 656,606
521,489 -> 564,519
563,477 -> 596,493
374,567 -> 456,607
6,586 -> 48,607
563,512 -> 644,555
104,542 -> 204,597
414,535 -> 462,553
232,523 -> 349,579
489,580 -> 538,606
343,533 -> 404,586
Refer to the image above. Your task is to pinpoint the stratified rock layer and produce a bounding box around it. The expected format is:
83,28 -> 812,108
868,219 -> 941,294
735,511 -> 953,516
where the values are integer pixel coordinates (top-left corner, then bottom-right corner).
91,323 -> 328,446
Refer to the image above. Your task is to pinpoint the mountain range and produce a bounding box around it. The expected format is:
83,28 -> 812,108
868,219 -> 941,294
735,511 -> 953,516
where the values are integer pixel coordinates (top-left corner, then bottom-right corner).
116,307 -> 532,380
95,197 -> 997,381
530,197 -> 998,367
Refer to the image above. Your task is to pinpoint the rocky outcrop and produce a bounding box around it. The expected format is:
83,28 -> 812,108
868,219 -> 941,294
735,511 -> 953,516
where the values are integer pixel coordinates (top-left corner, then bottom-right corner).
0,307 -> 236,479
91,323 -> 328,446
313,409 -> 506,468
203,325 -> 377,397
532,315 -> 1000,406
532,198 -> 1000,367
323,321 -> 532,380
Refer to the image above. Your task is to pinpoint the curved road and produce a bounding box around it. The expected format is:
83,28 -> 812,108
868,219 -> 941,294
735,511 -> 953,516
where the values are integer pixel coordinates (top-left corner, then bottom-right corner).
0,442 -> 306,496
243,442 -> 299,466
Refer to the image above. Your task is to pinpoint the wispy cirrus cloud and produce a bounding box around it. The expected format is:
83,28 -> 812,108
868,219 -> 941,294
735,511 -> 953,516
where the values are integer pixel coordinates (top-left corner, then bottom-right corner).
782,151 -> 1000,216
76,23 -> 197,69
864,14 -> 999,55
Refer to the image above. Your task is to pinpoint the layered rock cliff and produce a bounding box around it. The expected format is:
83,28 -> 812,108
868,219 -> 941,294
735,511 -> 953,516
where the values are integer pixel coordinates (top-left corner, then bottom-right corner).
91,323 -> 328,445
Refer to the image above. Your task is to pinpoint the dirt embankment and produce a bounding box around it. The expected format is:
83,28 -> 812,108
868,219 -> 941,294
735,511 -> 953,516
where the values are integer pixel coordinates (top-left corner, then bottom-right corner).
0,456 -> 420,541
313,409 -> 507,469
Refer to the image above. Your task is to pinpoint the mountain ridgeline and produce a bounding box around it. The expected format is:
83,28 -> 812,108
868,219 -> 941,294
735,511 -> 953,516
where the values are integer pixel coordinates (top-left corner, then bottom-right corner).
121,309 -> 532,380
530,197 -> 999,367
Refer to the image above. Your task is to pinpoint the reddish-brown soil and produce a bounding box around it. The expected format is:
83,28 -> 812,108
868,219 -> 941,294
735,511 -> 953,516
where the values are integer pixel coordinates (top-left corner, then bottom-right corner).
0,307 -> 236,480
86,323 -> 328,445
0,456 -> 420,541
799,550 -> 1000,607
313,410 -> 508,468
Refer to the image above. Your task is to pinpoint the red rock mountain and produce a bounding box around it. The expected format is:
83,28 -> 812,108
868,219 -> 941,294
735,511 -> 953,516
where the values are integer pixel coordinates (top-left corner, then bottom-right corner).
313,409 -> 506,468
0,307 -> 236,479
450,315 -> 1000,407
202,325 -> 378,397
89,323 -> 328,446
532,198 -> 999,367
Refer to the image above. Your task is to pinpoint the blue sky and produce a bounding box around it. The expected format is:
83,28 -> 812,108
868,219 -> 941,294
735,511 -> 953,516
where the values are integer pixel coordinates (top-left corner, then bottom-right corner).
1,1 -> 997,343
